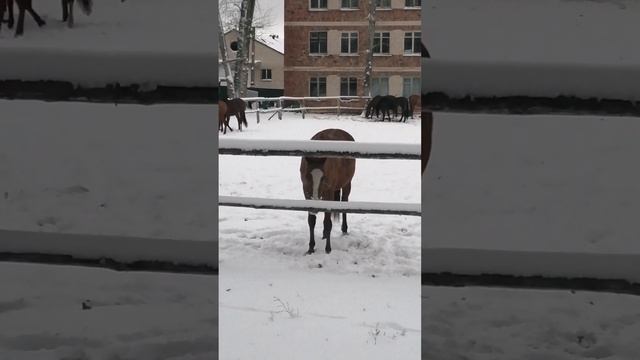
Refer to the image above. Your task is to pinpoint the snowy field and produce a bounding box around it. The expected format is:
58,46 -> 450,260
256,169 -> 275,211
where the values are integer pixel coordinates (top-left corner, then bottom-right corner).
422,0 -> 640,100
0,100 -> 217,357
424,113 -> 640,255
423,113 -> 640,359
0,0 -> 216,87
422,285 -> 640,360
0,100 -> 217,241
0,263 -> 216,360
219,112 -> 421,359
424,0 -> 640,65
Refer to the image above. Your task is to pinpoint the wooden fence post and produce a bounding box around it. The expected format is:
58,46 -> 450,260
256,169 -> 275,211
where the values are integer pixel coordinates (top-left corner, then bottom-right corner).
302,99 -> 306,119
278,98 -> 282,120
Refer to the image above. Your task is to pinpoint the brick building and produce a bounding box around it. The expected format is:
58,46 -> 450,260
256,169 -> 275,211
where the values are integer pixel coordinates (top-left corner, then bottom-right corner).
284,0 -> 421,102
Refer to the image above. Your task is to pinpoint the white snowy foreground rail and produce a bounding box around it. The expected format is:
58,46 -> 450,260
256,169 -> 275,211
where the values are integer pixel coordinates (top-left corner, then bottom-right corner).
423,248 -> 640,294
219,196 -> 421,216
0,48 -> 216,88
0,230 -> 217,274
218,139 -> 421,159
423,59 -> 640,101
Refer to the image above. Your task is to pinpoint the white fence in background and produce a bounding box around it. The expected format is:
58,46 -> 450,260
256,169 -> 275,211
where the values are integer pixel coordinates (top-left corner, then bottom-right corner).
236,96 -> 371,123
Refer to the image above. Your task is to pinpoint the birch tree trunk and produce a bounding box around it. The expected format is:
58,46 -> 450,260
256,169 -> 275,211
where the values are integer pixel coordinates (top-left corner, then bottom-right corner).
218,10 -> 235,99
233,0 -> 256,98
363,0 -> 376,98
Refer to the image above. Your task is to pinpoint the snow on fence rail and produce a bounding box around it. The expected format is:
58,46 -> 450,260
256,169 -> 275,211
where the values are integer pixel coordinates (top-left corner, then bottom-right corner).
218,138 -> 420,159
0,229 -> 217,274
219,138 -> 420,216
220,196 -> 420,216
422,248 -> 640,296
423,59 -> 640,115
236,96 -> 371,122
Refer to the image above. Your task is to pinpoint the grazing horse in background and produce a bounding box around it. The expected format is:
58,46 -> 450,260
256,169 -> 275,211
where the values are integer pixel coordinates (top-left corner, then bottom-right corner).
375,95 -> 397,121
0,0 -> 45,37
365,95 -> 381,118
409,94 -> 420,119
219,100 -> 232,134
394,96 -> 410,122
300,129 -> 356,254
423,110 -> 433,174
61,0 -> 93,28
223,98 -> 248,132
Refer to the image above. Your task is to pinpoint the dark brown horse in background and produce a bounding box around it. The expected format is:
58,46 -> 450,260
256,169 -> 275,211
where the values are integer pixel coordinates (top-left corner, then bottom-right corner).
223,98 -> 248,132
409,94 -> 420,119
61,0 -> 93,28
300,129 -> 356,254
423,110 -> 433,174
0,0 -> 45,37
1,0 -> 92,36
219,100 -> 232,134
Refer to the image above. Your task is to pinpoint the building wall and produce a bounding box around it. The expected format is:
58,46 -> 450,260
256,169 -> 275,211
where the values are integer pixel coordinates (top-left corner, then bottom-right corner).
223,30 -> 284,91
284,0 -> 420,100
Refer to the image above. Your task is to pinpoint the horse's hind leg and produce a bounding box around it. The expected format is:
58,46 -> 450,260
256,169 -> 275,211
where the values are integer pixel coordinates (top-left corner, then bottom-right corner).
341,183 -> 351,234
322,211 -> 332,254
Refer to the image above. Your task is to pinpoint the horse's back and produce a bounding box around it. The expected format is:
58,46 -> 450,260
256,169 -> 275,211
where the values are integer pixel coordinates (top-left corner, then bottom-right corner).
308,129 -> 356,186
310,128 -> 355,142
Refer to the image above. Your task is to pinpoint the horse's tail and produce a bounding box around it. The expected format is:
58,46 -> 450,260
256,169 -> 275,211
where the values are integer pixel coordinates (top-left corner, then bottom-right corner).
332,189 -> 341,220
78,0 -> 93,16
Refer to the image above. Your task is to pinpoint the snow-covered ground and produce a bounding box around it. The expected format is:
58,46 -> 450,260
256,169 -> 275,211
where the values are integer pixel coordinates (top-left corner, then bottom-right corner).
0,263 -> 216,360
422,285 -> 640,360
424,113 -> 640,255
424,0 -> 640,65
219,112 -> 421,359
422,0 -> 640,100
423,113 -> 640,358
0,100 -> 217,358
0,100 -> 217,242
0,0 -> 216,86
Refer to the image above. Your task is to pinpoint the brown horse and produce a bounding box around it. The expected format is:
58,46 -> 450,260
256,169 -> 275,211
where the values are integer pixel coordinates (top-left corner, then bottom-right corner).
409,94 -> 420,119
223,98 -> 248,132
422,110 -> 433,174
218,100 -> 233,134
61,0 -> 93,29
300,129 -> 356,254
0,0 -> 45,37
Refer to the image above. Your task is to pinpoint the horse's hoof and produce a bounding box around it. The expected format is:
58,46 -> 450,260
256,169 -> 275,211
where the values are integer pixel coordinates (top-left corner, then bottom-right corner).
325,248 -> 331,254
306,249 -> 315,255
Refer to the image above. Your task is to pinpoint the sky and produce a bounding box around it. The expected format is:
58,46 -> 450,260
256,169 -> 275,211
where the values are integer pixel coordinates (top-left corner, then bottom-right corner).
256,0 -> 284,53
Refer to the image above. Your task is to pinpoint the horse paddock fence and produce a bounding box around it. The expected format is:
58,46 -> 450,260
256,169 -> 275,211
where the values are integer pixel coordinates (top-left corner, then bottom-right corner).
218,138 -> 421,216
236,96 -> 371,123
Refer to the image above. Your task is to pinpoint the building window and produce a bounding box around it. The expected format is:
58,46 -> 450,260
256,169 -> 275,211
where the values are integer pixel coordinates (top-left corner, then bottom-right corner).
404,32 -> 421,54
310,77 -> 327,97
341,32 -> 358,54
341,0 -> 358,9
340,77 -> 358,96
371,77 -> 389,97
376,0 -> 391,8
373,32 -> 390,54
261,69 -> 272,80
309,32 -> 328,54
403,77 -> 420,97
310,0 -> 327,9
405,0 -> 421,7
